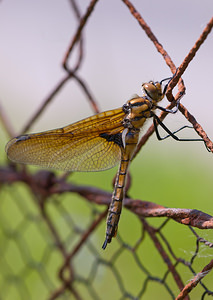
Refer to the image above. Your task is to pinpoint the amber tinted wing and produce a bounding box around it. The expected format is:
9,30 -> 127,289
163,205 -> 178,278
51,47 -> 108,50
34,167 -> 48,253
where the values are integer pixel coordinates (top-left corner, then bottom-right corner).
6,108 -> 125,171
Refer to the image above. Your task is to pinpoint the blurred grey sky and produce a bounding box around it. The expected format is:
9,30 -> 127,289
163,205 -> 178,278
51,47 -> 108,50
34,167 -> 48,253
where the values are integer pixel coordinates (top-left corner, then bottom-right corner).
0,0 -> 212,155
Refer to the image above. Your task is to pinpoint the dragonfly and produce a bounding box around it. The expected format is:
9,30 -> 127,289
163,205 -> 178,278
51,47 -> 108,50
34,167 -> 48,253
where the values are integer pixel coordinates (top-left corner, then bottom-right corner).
5,77 -> 206,249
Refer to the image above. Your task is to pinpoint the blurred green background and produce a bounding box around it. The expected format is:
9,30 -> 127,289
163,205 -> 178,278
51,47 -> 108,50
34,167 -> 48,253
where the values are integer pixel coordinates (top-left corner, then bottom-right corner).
0,0 -> 213,299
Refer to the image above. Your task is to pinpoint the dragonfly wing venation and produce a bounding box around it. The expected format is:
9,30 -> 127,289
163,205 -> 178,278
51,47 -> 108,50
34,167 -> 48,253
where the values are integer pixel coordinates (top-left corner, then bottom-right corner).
62,108 -> 124,134
6,133 -> 122,171
6,108 -> 125,172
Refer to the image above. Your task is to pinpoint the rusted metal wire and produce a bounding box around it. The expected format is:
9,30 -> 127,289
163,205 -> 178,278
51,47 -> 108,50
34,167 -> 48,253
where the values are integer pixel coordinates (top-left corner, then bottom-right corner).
176,259 -> 213,299
62,0 -> 99,71
1,1 -> 213,299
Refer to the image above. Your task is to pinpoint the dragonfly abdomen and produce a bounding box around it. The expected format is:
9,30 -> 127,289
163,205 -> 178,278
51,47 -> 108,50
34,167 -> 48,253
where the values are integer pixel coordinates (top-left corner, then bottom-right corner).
102,130 -> 139,249
102,158 -> 128,249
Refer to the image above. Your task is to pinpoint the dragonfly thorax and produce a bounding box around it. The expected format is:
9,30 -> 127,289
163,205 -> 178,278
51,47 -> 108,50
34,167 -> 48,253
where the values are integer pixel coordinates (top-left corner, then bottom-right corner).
122,80 -> 165,130
122,96 -> 154,129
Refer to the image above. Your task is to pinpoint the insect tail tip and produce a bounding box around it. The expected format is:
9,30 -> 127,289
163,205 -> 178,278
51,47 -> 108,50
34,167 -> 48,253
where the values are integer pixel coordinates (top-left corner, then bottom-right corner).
102,239 -> 108,250
102,237 -> 111,250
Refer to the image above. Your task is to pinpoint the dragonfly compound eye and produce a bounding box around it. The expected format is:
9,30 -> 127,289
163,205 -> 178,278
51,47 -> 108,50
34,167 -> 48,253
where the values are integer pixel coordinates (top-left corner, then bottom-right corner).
142,81 -> 164,102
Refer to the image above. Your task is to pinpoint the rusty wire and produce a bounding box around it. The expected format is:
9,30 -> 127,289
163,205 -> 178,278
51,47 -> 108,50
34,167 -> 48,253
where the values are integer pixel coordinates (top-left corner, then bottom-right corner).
0,1 -> 213,300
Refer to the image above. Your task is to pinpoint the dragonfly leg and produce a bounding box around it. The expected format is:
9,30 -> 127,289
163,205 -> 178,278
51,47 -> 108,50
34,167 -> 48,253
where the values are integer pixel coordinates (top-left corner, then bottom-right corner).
153,115 -> 209,151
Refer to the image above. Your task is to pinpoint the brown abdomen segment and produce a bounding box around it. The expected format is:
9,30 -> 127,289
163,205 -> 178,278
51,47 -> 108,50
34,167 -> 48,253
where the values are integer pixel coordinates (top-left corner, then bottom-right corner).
102,130 -> 139,249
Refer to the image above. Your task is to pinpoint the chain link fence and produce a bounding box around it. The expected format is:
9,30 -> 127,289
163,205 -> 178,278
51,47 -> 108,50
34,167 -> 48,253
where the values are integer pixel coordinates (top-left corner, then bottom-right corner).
0,1 -> 213,299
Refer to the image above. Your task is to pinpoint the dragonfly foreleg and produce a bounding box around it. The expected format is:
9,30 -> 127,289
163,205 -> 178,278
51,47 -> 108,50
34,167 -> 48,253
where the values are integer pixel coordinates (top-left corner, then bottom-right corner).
156,96 -> 182,114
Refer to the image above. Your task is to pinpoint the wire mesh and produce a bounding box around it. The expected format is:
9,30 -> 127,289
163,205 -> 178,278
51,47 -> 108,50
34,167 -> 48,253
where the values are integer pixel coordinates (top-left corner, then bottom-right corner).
0,1 -> 213,299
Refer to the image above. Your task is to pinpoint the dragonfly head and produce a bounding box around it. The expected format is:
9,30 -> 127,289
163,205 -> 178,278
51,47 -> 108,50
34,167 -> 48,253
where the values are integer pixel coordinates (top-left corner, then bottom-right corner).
142,81 -> 165,103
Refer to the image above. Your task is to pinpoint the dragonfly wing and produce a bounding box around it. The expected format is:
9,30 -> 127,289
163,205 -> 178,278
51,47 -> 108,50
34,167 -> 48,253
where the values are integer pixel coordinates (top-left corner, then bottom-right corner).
6,133 -> 122,171
6,108 -> 125,172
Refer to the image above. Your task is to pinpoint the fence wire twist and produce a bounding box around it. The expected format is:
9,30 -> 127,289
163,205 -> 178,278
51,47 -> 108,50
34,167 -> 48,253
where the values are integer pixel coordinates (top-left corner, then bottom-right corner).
0,1 -> 213,299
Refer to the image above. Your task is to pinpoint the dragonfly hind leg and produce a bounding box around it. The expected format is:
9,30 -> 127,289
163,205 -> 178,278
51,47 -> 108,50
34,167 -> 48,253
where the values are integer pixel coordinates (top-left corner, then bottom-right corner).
153,115 -> 210,151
